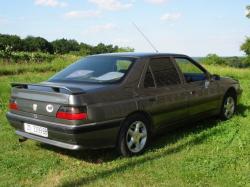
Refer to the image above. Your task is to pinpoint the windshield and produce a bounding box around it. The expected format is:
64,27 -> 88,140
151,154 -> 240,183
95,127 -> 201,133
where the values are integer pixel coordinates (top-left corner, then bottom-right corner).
49,56 -> 136,84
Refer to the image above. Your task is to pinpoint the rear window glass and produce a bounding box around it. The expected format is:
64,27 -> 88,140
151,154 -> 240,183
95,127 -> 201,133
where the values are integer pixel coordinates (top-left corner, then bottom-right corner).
49,56 -> 135,84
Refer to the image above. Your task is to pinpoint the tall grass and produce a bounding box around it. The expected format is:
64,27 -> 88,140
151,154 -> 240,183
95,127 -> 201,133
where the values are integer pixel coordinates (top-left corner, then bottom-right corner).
0,55 -> 79,76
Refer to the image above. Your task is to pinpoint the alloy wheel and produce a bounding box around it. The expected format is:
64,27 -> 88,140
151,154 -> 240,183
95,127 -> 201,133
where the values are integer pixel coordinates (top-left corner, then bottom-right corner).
126,121 -> 147,153
224,96 -> 235,119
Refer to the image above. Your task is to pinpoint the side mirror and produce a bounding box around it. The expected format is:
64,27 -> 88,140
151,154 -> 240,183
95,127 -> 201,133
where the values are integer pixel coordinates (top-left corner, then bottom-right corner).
211,74 -> 220,81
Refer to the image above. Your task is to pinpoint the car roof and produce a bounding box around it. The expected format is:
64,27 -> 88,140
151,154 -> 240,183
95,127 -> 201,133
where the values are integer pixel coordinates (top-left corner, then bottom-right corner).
90,52 -> 189,58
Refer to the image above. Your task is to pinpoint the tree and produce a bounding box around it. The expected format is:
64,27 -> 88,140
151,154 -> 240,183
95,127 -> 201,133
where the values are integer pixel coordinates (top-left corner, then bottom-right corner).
23,36 -> 53,53
0,34 -> 23,51
117,47 -> 134,52
91,43 -> 121,54
241,6 -> 250,58
246,5 -> 250,18
79,43 -> 93,55
51,39 -> 80,54
0,33 -> 135,55
91,43 -> 109,54
241,37 -> 250,56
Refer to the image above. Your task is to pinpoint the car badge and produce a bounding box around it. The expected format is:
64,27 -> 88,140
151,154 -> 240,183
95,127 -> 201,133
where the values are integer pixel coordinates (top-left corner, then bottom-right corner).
46,104 -> 54,113
33,104 -> 38,112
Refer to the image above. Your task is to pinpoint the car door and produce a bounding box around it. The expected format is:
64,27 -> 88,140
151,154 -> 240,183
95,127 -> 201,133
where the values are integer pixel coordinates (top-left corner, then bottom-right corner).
137,57 -> 189,130
173,57 -> 221,117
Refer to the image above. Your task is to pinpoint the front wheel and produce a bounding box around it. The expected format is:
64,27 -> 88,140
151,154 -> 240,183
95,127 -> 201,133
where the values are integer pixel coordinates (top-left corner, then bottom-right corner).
117,114 -> 150,157
220,93 -> 236,120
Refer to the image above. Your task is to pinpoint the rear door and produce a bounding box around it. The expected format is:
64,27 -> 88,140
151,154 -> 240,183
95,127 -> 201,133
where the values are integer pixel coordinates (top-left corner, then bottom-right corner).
173,57 -> 221,116
137,57 -> 189,129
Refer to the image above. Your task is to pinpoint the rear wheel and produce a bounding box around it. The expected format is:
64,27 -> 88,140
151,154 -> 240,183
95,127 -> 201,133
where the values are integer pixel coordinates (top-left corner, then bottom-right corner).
220,93 -> 236,120
117,114 -> 150,157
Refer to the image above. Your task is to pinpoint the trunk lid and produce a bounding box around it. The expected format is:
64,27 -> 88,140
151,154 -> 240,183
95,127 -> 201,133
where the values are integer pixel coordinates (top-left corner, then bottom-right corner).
10,83 -> 85,117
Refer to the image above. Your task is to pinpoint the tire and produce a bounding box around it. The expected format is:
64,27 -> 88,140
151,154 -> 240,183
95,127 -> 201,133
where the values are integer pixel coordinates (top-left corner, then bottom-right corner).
117,114 -> 150,157
220,92 -> 236,120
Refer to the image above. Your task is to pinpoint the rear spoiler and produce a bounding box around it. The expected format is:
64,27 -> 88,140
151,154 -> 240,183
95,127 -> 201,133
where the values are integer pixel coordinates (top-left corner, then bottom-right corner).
11,83 -> 85,95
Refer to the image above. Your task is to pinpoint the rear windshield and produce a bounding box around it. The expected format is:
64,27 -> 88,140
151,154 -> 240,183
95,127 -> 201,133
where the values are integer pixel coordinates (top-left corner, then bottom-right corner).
49,56 -> 135,84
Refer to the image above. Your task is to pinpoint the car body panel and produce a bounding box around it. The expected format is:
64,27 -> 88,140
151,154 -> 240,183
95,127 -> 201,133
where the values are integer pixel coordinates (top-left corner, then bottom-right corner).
6,52 -> 243,150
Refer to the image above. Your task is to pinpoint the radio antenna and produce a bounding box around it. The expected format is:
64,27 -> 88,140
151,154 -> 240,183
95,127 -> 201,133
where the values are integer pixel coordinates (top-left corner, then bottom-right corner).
132,22 -> 159,53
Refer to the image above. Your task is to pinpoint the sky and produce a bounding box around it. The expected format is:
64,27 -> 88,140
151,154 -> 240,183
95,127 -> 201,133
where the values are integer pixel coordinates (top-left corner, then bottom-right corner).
0,0 -> 249,56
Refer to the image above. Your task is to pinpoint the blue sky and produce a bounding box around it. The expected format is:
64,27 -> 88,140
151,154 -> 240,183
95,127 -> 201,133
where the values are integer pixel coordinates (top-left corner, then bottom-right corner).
0,0 -> 249,56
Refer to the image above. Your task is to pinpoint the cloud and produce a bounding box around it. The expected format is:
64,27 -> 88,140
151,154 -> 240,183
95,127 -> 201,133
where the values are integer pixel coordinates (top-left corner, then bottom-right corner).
65,10 -> 101,19
88,0 -> 133,11
160,12 -> 182,21
86,23 -> 116,33
145,0 -> 168,4
34,0 -> 67,7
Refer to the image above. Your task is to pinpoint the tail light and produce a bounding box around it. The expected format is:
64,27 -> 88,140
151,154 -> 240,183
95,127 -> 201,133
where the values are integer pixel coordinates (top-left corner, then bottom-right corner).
9,99 -> 19,110
56,106 -> 87,120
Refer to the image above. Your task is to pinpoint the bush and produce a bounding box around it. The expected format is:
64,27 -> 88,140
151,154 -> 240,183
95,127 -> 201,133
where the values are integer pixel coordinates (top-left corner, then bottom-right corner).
0,51 -> 55,63
201,54 -> 250,68
224,56 -> 249,68
201,54 -> 226,65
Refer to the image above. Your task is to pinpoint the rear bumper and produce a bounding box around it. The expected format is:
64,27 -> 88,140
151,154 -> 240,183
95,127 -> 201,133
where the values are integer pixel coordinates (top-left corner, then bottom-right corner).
16,130 -> 82,150
6,112 -> 123,150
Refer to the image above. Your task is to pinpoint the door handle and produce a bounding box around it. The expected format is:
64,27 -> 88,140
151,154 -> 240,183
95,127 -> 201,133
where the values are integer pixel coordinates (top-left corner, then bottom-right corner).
190,91 -> 195,95
205,80 -> 210,89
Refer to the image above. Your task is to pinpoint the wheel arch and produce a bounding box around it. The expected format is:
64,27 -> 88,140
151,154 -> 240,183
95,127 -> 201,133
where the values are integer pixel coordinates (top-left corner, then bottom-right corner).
220,86 -> 238,111
116,110 -> 154,145
220,86 -> 237,120
225,87 -> 237,103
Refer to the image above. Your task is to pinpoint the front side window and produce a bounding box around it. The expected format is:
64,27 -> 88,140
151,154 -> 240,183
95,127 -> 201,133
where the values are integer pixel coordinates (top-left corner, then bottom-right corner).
149,58 -> 181,87
175,58 -> 206,83
49,56 -> 135,84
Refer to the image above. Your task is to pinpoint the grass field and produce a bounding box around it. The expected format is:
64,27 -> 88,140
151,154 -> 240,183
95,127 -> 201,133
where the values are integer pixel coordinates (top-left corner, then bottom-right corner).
0,60 -> 249,186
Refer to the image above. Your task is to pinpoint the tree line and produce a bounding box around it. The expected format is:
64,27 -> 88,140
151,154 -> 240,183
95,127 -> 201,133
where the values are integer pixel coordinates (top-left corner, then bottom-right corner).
0,34 -> 134,55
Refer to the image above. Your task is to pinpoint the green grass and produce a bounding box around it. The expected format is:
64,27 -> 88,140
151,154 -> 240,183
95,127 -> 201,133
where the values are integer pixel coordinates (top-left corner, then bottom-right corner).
0,63 -> 249,187
0,55 -> 78,76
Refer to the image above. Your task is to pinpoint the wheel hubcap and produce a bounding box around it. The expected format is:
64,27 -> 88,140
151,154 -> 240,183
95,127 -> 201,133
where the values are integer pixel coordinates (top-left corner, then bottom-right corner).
224,96 -> 235,119
126,121 -> 147,153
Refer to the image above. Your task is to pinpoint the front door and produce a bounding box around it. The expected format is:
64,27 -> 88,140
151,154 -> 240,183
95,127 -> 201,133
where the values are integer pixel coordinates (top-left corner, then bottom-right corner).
174,57 -> 221,116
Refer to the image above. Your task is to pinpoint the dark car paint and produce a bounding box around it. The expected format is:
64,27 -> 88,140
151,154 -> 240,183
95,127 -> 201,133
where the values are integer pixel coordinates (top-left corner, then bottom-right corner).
6,53 -> 243,150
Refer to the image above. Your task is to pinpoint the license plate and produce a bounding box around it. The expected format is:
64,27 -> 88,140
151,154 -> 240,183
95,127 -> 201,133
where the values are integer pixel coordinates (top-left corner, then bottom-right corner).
24,123 -> 48,137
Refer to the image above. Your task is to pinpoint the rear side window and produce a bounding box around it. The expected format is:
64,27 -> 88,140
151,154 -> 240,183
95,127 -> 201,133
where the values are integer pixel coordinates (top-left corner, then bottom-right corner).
144,68 -> 155,88
150,58 -> 180,87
